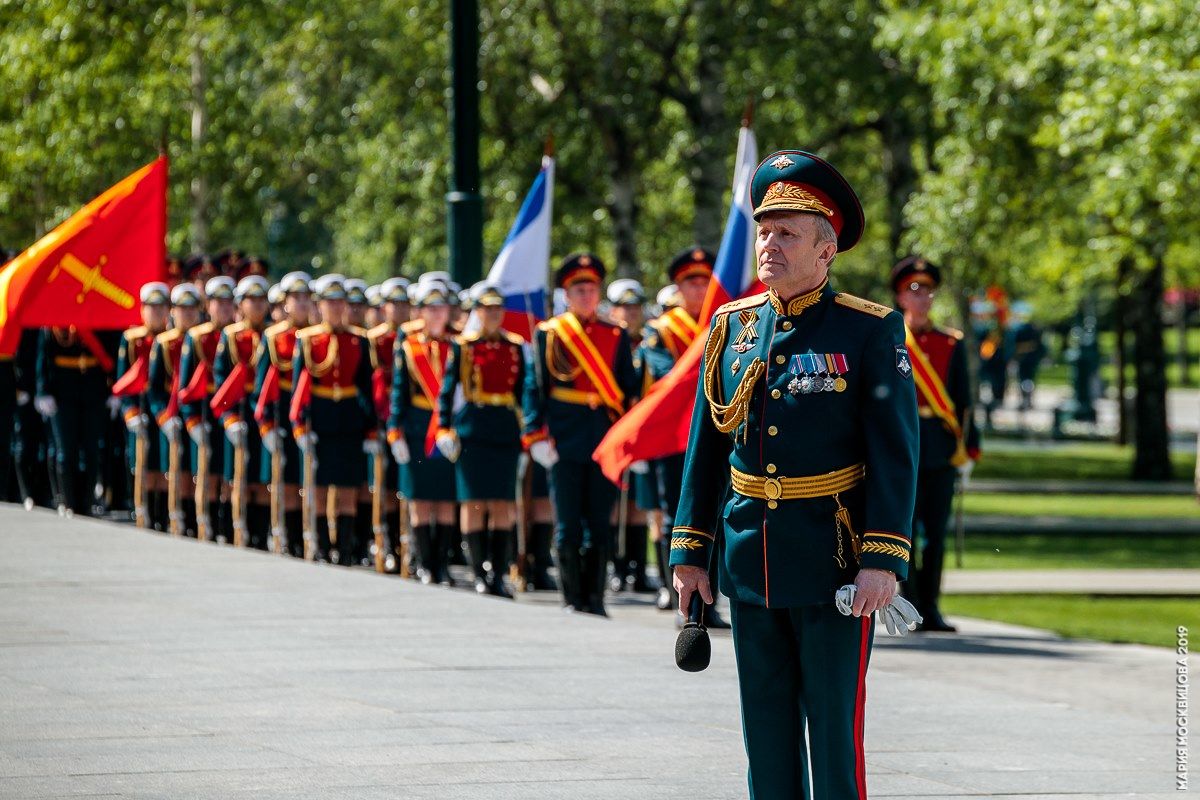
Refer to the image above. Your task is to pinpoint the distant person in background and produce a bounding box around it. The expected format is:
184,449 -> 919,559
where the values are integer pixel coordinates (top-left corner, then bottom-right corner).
1010,301 -> 1046,412
892,257 -> 981,632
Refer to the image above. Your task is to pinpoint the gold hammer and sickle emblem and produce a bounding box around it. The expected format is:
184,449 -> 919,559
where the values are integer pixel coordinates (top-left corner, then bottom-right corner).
48,253 -> 134,309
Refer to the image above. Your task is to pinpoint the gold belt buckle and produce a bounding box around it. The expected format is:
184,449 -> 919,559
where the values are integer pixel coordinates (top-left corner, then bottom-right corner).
587,394 -> 599,410
332,385 -> 344,401
763,477 -> 783,500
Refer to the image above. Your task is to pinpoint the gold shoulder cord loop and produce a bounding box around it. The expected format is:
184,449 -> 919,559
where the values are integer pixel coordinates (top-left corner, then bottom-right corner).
545,326 -> 581,382
305,330 -> 338,378
703,313 -> 764,443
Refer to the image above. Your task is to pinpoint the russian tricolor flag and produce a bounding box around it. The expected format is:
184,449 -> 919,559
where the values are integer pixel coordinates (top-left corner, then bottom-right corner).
699,124 -> 759,324
484,155 -> 554,341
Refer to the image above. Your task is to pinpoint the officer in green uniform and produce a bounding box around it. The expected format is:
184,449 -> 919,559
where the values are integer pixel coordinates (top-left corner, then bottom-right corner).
523,254 -> 640,616
436,282 -> 526,597
890,257 -> 980,632
670,151 -> 920,799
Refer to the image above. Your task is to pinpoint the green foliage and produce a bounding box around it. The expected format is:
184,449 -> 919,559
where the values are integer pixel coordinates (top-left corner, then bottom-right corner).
954,532 -> 1200,570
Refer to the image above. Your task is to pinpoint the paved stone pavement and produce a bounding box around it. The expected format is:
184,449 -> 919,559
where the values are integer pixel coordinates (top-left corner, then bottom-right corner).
0,506 -> 1183,799
944,567 -> 1200,595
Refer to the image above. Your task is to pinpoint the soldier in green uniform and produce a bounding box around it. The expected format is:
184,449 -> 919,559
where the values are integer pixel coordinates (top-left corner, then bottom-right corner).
292,275 -> 379,565
365,278 -> 410,570
388,279 -> 459,584
256,271 -> 313,557
670,151 -> 920,799
522,254 -> 641,616
890,257 -> 981,632
435,283 -> 526,597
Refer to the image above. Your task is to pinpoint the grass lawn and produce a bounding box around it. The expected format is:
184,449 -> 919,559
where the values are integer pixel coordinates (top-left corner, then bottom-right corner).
952,532 -> 1200,570
941,593 -> 1199,649
962,492 -> 1200,519
974,441 -> 1196,482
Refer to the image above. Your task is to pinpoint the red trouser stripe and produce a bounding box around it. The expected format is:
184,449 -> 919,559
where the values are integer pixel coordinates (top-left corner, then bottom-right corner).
854,614 -> 870,799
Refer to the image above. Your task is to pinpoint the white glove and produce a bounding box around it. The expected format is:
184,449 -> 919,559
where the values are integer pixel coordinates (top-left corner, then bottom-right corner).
262,428 -> 284,454
34,395 -> 58,417
160,416 -> 183,440
435,432 -> 460,462
957,459 -> 974,487
125,412 -> 149,433
225,420 -> 248,448
834,584 -> 923,636
297,431 -> 318,452
529,439 -> 558,468
106,395 -> 122,418
362,438 -> 383,456
390,438 -> 411,465
629,459 -> 650,475
188,420 -> 211,445
15,390 -> 30,406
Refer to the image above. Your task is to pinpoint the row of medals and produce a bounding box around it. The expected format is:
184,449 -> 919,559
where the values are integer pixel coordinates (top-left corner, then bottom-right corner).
787,372 -> 848,395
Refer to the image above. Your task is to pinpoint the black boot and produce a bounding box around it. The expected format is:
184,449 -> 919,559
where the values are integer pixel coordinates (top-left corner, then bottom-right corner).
529,522 -> 556,591
701,563 -> 730,629
554,545 -> 585,612
250,503 -> 271,550
434,524 -> 456,586
182,498 -> 197,538
356,501 -> 373,566
465,531 -> 489,594
414,522 -> 436,584
151,490 -> 168,532
916,552 -> 956,632
449,521 -> 467,566
335,514 -> 356,567
316,514 -> 331,562
582,547 -> 608,617
625,523 -> 651,593
655,538 -> 676,611
487,528 -> 514,598
285,509 -> 303,557
218,500 -> 233,544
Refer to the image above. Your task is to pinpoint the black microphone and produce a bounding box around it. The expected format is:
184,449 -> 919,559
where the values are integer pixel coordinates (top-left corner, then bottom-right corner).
674,592 -> 711,672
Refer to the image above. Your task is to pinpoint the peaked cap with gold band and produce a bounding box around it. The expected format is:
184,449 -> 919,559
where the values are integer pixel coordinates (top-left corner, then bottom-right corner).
555,252 -> 606,289
669,246 -> 715,284
750,150 -> 865,252
889,256 -> 942,292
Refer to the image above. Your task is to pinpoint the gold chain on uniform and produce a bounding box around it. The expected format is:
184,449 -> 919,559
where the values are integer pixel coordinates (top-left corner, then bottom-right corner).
702,312 -> 764,444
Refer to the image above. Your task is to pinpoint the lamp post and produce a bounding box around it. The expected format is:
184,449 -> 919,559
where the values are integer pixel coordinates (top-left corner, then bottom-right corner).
447,0 -> 483,287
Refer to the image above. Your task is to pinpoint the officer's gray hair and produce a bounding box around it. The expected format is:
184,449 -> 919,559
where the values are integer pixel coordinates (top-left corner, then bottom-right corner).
812,215 -> 837,266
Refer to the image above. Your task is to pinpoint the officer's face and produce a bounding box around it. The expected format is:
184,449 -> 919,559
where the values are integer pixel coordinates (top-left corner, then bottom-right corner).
142,304 -> 169,332
241,297 -> 268,326
565,281 -> 601,318
755,213 -> 836,296
209,298 -> 236,326
173,305 -> 201,330
896,280 -> 936,316
320,298 -> 348,327
609,303 -> 643,331
479,304 -> 505,332
285,292 -> 312,323
420,304 -> 451,334
384,301 -> 410,326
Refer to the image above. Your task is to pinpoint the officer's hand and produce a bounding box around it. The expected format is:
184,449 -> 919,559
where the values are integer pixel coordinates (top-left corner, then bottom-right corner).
297,431 -> 318,452
529,439 -> 558,468
262,428 -> 284,454
628,459 -> 650,475
390,438 -> 411,465
15,390 -> 30,406
225,420 -> 248,448
125,413 -> 146,433
672,565 -> 714,616
435,432 -> 460,462
34,395 -> 58,417
106,395 -> 122,418
851,568 -> 897,617
188,420 -> 211,445
362,438 -> 383,456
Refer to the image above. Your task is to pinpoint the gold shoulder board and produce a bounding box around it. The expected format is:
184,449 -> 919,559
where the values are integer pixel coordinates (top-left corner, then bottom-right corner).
834,293 -> 892,318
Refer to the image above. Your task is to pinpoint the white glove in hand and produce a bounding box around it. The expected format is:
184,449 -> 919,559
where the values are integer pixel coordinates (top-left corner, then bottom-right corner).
529,439 -> 558,468
160,416 -> 183,440
262,428 -> 283,454
834,584 -> 923,636
225,420 -> 248,448
362,438 -> 383,456
34,395 -> 58,417
390,438 -> 411,465
188,420 -> 211,445
106,395 -> 122,418
15,390 -> 30,407
629,459 -> 650,475
297,431 -> 318,452
125,413 -> 148,434
957,459 -> 974,487
435,432 -> 460,462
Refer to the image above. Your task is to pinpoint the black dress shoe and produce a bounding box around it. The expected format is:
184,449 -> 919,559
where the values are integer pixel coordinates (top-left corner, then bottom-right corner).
918,611 -> 957,633
703,607 -> 732,630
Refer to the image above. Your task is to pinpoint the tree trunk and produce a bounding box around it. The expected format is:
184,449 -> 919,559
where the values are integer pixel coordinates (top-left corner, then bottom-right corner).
188,0 -> 209,253
879,112 -> 918,262
1130,255 -> 1172,480
605,132 -> 640,279
1114,256 -> 1130,445
686,0 -> 728,250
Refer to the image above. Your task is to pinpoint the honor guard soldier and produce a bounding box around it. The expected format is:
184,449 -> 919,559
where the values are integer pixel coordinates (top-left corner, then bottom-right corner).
523,254 -> 641,616
255,271 -> 314,557
435,282 -> 525,597
642,247 -> 729,626
148,283 -> 204,535
342,277 -> 376,561
387,279 -> 458,584
212,275 -> 272,548
14,327 -> 54,510
182,253 -> 217,292
345,278 -> 370,329
364,284 -> 383,329
670,151 -> 920,799
605,278 -> 655,595
366,277 -> 410,569
267,283 -> 287,324
891,257 -> 980,632
292,274 -> 379,564
113,282 -> 171,529
35,321 -> 116,516
179,276 -> 237,541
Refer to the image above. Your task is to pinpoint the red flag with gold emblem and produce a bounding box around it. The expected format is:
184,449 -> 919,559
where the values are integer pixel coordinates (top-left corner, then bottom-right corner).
0,157 -> 168,355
